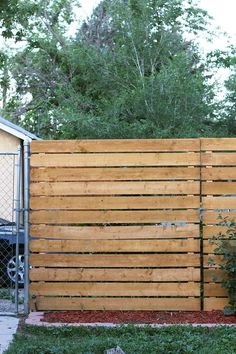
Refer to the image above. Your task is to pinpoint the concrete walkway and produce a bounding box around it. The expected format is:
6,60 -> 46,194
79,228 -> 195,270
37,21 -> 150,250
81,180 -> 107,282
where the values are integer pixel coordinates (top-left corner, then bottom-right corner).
0,316 -> 19,354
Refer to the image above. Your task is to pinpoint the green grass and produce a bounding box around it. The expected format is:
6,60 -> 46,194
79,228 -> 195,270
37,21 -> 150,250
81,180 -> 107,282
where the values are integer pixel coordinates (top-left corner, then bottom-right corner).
6,324 -> 236,354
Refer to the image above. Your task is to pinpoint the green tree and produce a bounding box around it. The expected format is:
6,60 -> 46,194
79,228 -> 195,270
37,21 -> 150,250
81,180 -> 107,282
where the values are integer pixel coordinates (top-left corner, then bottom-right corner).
2,0 -> 220,138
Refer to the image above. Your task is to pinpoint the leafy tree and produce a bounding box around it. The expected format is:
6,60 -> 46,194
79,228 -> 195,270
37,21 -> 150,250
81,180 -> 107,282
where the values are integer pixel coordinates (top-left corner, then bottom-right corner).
2,0 -> 221,138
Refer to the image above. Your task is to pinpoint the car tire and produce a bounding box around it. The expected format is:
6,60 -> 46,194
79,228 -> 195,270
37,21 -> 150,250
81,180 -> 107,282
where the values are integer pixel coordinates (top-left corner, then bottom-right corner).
6,247 -> 24,286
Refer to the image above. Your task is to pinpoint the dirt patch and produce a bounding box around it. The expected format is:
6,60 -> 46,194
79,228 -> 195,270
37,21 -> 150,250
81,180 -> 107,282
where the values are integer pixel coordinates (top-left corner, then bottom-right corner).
42,310 -> 236,324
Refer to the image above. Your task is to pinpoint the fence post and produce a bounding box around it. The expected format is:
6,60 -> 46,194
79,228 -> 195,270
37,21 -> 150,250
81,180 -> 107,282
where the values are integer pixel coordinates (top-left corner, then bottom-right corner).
14,145 -> 22,313
23,140 -> 30,314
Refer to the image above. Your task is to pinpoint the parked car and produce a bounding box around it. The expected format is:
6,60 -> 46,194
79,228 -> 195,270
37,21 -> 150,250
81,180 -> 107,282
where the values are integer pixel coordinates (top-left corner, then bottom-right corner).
0,218 -> 24,285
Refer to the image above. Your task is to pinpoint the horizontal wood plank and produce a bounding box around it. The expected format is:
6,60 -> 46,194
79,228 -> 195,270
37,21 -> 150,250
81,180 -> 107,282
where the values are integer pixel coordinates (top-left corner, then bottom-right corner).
30,282 -> 200,297
31,153 -> 200,167
201,138 -> 236,151
30,239 -> 199,253
201,167 -> 236,181
29,267 -> 200,282
31,167 -> 200,182
30,253 -> 200,267
30,196 -> 200,210
202,196 -> 236,209
203,211 -> 236,224
203,255 -> 222,267
30,209 -> 199,224
202,152 -> 236,166
202,182 -> 236,195
204,269 -> 225,283
203,226 -> 229,238
31,139 -> 200,153
31,181 -> 200,196
204,297 -> 228,311
30,224 -> 199,239
204,283 -> 227,297
32,297 -> 201,311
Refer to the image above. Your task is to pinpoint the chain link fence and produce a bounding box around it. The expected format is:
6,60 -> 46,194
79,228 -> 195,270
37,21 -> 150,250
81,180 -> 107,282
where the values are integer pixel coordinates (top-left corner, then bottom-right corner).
0,151 -> 24,313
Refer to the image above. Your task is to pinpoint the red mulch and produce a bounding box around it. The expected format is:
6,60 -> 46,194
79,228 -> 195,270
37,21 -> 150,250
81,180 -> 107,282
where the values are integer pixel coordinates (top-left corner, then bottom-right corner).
42,311 -> 236,324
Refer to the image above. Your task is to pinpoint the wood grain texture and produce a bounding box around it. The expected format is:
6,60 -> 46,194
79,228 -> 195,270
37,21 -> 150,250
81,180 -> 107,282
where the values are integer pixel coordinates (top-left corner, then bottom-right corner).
31,152 -> 200,167
30,224 -> 199,239
30,253 -> 200,267
30,238 -> 199,253
203,255 -> 222,267
30,282 -> 200,297
202,182 -> 236,195
203,211 -> 236,224
202,196 -> 236,209
30,196 -> 199,210
204,297 -> 228,311
31,181 -> 200,196
29,267 -> 200,282
203,226 -> 229,238
30,209 -> 199,224
31,297 -> 201,311
204,269 -> 225,283
201,138 -> 236,151
204,283 -> 227,297
201,167 -> 236,181
202,152 -> 236,166
31,139 -> 200,153
31,167 -> 200,182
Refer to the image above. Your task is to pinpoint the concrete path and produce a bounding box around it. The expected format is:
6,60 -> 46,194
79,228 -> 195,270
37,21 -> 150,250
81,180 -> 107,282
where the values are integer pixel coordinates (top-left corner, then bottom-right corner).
0,316 -> 19,354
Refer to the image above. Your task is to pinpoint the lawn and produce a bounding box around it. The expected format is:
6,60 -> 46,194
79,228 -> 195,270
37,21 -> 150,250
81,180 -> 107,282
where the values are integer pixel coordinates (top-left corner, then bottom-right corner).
6,324 -> 236,354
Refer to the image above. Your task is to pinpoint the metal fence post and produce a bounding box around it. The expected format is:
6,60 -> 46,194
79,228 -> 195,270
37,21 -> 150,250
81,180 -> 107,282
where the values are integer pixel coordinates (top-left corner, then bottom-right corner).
14,145 -> 22,313
23,140 -> 30,314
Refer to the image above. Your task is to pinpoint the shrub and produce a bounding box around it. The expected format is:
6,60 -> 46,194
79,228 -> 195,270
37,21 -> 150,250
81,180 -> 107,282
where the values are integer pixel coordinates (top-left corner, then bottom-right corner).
209,216 -> 236,316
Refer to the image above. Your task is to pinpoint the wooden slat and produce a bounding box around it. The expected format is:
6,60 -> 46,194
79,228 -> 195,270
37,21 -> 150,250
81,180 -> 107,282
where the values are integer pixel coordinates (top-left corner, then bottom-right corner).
31,152 -> 200,167
30,224 -> 199,239
30,239 -> 199,253
204,297 -> 228,311
202,167 -> 236,181
30,209 -> 199,224
30,196 -> 199,210
203,211 -> 236,224
202,196 -> 236,209
204,255 -> 222,267
32,297 -> 200,311
30,253 -> 200,267
202,152 -> 236,166
201,138 -> 236,151
30,267 -> 200,282
31,181 -> 200,196
204,240 -> 235,254
203,226 -> 229,238
31,139 -> 200,153
204,283 -> 227,297
31,167 -> 200,182
30,282 -> 200,297
202,182 -> 236,195
204,269 -> 225,283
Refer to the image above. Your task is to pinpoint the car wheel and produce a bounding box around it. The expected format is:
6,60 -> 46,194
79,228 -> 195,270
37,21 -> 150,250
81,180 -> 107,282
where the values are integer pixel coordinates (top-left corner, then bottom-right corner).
7,253 -> 24,285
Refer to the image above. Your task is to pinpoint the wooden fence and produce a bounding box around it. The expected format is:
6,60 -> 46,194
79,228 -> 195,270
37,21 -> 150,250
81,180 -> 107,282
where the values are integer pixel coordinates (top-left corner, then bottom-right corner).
29,138 -> 234,311
201,139 -> 236,311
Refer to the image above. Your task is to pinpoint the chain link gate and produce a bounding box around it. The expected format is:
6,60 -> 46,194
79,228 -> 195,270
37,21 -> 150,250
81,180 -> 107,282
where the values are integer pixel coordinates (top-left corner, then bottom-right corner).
0,148 -> 24,314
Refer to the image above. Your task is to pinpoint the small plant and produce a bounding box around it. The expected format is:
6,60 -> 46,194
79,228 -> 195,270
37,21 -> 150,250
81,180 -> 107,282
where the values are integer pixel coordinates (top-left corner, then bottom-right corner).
209,216 -> 236,316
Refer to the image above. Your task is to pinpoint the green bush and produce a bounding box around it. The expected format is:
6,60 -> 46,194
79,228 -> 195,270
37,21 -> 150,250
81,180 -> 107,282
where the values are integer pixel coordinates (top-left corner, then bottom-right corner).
209,216 -> 236,315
